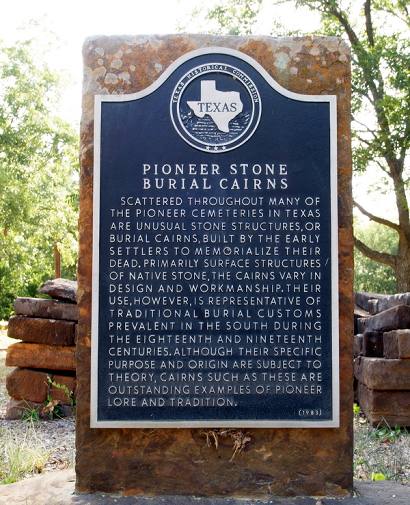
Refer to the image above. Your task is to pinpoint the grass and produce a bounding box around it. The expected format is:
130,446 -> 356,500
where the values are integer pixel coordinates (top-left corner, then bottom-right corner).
0,421 -> 50,484
354,404 -> 410,483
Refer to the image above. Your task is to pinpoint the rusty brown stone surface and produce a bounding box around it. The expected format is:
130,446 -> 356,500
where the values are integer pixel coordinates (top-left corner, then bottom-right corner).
6,342 -> 76,371
354,356 -> 410,390
6,368 -> 76,404
383,330 -> 410,359
77,35 -> 353,497
358,383 -> 410,427
14,297 -> 79,321
8,315 -> 76,346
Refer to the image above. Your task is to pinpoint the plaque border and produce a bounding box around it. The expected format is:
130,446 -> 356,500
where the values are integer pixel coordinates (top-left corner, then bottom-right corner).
91,46 -> 339,429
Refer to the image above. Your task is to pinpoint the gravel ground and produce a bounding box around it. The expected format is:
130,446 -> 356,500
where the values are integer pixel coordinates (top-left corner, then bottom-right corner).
0,417 -> 75,473
354,412 -> 410,484
0,329 -> 75,475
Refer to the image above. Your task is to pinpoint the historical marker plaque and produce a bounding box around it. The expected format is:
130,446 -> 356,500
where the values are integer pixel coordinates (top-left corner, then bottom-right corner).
91,47 -> 339,428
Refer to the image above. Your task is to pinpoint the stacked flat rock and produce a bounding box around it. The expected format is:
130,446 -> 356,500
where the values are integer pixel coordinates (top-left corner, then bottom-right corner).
354,292 -> 410,427
5,279 -> 78,420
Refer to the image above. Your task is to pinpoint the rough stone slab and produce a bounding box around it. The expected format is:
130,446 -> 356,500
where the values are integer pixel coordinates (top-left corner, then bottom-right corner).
367,299 -> 379,315
362,331 -> 383,357
4,398 -> 74,420
355,292 -> 385,312
77,34 -> 353,497
38,278 -> 77,303
1,470 -> 410,505
356,292 -> 410,315
356,317 -> 368,334
358,383 -> 410,427
353,334 -> 363,357
354,305 -> 369,318
14,297 -> 78,321
6,368 -> 76,404
354,356 -> 410,390
7,315 -> 76,346
354,309 -> 368,335
364,305 -> 410,333
6,342 -> 76,371
383,329 -> 410,359
377,293 -> 410,313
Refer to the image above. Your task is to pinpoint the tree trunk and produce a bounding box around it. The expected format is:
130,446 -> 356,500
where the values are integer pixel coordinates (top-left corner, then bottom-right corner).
54,244 -> 61,279
394,237 -> 410,292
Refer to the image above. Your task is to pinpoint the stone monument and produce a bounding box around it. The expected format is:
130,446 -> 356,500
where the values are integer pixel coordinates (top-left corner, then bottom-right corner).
77,34 -> 352,497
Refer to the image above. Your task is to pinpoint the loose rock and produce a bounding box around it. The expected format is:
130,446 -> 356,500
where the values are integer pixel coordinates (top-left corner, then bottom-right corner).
6,342 -> 76,371
14,297 -> 78,321
6,368 -> 75,405
8,316 -> 76,346
354,356 -> 410,390
38,279 -> 77,303
383,330 -> 410,359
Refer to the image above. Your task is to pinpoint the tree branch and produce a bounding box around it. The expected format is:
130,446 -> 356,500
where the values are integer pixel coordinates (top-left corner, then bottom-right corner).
352,119 -> 377,138
388,164 -> 410,241
351,81 -> 374,105
354,237 -> 397,268
399,116 -> 410,165
364,0 -> 375,47
382,5 -> 410,28
374,158 -> 392,177
353,200 -> 400,231
322,1 -> 393,146
354,134 -> 373,147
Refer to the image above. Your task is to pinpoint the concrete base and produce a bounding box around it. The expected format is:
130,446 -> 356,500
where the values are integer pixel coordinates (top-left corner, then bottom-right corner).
0,470 -> 409,505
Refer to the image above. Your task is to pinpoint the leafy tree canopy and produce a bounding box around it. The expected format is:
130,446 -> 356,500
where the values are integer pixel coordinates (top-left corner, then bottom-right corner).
0,39 -> 78,319
354,221 -> 397,293
197,0 -> 410,291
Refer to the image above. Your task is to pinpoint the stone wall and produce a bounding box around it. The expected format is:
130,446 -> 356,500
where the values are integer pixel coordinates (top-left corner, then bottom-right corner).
77,34 -> 353,497
5,279 -> 77,419
354,293 -> 410,426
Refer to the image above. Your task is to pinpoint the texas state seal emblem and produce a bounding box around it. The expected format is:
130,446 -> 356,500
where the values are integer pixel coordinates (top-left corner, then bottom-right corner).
170,63 -> 261,152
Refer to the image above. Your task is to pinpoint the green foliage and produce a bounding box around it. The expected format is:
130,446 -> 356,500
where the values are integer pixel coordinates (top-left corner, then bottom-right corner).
371,424 -> 406,443
207,0 -> 263,35
21,406 -> 40,423
354,221 -> 397,293
0,39 -> 78,319
199,0 -> 410,289
294,1 -> 410,289
371,472 -> 386,481
47,376 -> 76,409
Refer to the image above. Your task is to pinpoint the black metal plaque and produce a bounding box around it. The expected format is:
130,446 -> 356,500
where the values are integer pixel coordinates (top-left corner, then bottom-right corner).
91,47 -> 338,427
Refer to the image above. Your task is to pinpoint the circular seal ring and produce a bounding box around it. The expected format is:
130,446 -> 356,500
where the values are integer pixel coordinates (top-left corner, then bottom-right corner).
170,63 -> 261,153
